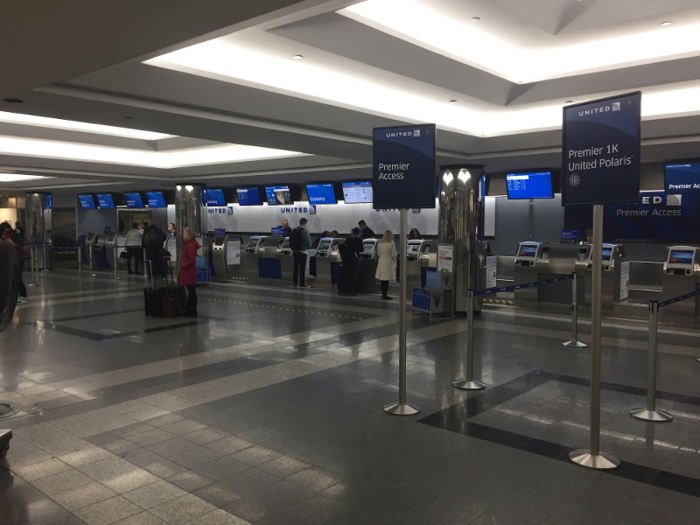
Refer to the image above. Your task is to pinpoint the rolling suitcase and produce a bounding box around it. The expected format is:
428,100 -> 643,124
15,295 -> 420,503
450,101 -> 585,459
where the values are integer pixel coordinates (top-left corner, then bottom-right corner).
337,263 -> 351,295
160,271 -> 187,318
144,261 -> 164,317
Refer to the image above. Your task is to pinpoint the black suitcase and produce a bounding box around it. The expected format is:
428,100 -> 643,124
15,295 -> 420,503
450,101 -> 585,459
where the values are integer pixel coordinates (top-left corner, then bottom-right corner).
144,261 -> 164,317
144,261 -> 187,318
337,263 -> 351,295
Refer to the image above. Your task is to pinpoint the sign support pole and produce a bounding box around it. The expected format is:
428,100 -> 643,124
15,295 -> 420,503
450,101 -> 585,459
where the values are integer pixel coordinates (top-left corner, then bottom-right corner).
562,272 -> 586,348
570,205 -> 620,469
384,209 -> 420,416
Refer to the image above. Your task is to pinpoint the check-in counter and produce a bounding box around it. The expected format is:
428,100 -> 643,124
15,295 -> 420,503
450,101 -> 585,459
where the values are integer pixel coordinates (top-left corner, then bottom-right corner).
315,238 -> 344,291
660,246 -> 700,325
580,244 -> 625,310
86,233 -> 98,265
359,238 -> 379,293
406,239 -> 437,290
514,241 -> 543,308
258,236 -> 285,285
278,237 -> 294,283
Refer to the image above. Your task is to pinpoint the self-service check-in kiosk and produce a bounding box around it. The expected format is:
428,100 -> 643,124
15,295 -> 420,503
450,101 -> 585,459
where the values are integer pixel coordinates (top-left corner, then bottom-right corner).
315,238 -> 343,291
661,246 -> 699,325
359,238 -> 379,293
535,243 -> 591,311
278,237 -> 294,283
258,236 -> 285,285
406,240 -> 437,290
212,235 -> 245,281
244,236 -> 264,284
581,244 -> 625,310
514,241 -> 542,308
104,233 -> 119,270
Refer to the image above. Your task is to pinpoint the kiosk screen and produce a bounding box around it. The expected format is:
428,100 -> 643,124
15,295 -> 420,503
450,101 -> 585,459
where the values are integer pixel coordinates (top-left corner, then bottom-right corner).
410,245 -> 420,253
124,193 -> 144,208
342,181 -> 373,203
506,172 -> 553,199
319,240 -> 332,252
669,250 -> 694,265
78,194 -> 96,209
518,245 -> 538,258
237,188 -> 262,206
602,247 -> 613,261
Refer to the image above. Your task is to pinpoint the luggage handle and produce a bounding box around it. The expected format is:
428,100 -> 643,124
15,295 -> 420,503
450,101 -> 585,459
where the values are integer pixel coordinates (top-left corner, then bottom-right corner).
145,260 -> 154,291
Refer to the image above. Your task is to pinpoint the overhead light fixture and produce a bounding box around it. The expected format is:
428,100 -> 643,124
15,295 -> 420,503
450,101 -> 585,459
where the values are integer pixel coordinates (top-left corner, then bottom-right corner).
661,21 -> 672,26
448,99 -> 457,104
470,17 -> 480,22
293,55 -> 303,59
0,173 -> 48,182
0,135 -> 307,168
0,111 -> 173,140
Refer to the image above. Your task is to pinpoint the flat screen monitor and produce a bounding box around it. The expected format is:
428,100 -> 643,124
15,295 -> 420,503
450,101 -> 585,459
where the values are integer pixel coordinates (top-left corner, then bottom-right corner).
669,250 -> 694,265
78,194 -> 96,210
506,172 -> 554,199
145,191 -> 166,208
306,183 -> 337,205
265,185 -> 293,205
237,187 -> 262,206
124,193 -> 144,209
665,162 -> 700,194
206,189 -> 226,206
96,194 -> 115,209
342,181 -> 373,204
319,239 -> 332,252
271,227 -> 286,236
518,245 -> 538,258
602,247 -> 613,262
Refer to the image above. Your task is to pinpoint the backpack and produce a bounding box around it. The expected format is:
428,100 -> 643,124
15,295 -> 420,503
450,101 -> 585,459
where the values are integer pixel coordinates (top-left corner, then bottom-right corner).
338,243 -> 353,259
289,227 -> 303,251
144,230 -> 157,247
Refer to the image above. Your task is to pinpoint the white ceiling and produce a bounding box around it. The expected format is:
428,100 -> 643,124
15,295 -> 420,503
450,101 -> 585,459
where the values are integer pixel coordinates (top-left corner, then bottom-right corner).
0,0 -> 699,195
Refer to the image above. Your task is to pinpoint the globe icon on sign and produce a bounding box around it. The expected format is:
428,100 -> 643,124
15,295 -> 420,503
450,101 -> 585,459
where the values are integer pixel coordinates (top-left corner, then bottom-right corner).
569,174 -> 580,187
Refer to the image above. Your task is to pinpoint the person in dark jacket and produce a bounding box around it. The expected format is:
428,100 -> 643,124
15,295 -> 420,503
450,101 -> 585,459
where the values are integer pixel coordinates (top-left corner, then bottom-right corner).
291,218 -> 312,288
179,227 -> 200,318
143,224 -> 166,278
343,228 -> 364,296
0,222 -> 28,304
358,220 -> 375,239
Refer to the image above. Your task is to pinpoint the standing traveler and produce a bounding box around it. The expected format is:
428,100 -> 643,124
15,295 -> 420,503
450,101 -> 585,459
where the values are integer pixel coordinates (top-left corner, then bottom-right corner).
14,221 -> 25,239
179,227 -> 200,318
343,228 -> 364,296
358,220 -> 375,239
167,223 -> 176,238
125,223 -> 143,275
376,230 -> 397,300
290,218 -> 312,288
143,224 -> 165,278
0,222 -> 28,304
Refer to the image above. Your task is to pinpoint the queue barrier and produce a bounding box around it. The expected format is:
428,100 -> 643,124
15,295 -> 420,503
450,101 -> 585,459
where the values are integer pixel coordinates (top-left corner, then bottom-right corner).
454,274 -> 573,391
631,287 -> 700,423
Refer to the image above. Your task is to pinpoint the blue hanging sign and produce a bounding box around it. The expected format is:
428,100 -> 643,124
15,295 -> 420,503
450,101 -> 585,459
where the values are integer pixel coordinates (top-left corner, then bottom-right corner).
562,92 -> 641,206
373,124 -> 436,209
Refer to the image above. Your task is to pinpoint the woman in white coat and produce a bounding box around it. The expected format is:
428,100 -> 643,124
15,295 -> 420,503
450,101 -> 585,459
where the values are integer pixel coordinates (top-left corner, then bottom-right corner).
375,230 -> 397,300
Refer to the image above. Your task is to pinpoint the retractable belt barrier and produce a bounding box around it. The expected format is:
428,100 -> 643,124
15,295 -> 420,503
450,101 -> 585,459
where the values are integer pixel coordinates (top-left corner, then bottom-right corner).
632,287 -> 700,424
454,274 -> 573,391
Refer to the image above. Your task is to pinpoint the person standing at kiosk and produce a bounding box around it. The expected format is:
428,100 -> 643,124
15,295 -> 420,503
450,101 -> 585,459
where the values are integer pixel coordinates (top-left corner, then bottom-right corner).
290,218 -> 312,288
125,223 -> 143,275
376,230 -> 397,300
343,228 -> 364,296
179,227 -> 200,318
358,220 -> 375,239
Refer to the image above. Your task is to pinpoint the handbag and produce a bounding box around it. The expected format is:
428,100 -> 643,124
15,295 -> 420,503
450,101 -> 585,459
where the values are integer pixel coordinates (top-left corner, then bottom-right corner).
119,251 -> 130,259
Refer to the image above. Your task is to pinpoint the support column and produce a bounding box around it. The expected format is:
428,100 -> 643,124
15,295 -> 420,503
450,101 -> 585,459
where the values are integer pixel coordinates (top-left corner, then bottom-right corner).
25,192 -> 52,270
175,184 -> 207,266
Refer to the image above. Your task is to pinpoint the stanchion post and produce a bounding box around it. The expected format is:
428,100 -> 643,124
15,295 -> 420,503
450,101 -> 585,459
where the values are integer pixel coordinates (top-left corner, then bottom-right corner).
453,289 -> 486,390
563,272 -> 587,348
113,244 -> 120,281
570,204 -> 620,470
630,301 -> 672,422
43,244 -> 48,273
78,244 -> 83,282
89,242 -> 95,277
384,209 -> 421,416
27,245 -> 38,287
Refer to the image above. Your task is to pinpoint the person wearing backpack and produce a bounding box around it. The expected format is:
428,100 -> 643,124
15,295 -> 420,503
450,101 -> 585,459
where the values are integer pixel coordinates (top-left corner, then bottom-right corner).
290,218 -> 312,288
343,228 -> 364,296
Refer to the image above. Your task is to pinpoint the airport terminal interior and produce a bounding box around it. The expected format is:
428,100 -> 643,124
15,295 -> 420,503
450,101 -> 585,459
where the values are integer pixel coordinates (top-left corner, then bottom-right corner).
3,1 -> 700,524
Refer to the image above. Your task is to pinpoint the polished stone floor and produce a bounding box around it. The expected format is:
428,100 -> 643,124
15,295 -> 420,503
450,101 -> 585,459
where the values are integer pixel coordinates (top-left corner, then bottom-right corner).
2,269 -> 700,524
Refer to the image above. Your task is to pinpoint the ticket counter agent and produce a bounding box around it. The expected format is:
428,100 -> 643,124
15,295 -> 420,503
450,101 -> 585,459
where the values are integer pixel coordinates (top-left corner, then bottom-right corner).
359,238 -> 379,293
315,238 -> 344,291
514,241 -> 543,308
661,246 -> 700,325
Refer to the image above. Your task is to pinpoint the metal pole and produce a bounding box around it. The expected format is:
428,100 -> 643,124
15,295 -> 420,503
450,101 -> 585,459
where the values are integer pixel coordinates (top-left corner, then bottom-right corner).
78,244 -> 83,282
453,289 -> 486,390
43,244 -> 48,273
630,301 -> 672,422
113,244 -> 120,281
570,204 -> 620,469
563,272 -> 587,348
27,245 -> 38,287
384,209 -> 420,416
89,242 -> 95,277
528,198 -> 534,239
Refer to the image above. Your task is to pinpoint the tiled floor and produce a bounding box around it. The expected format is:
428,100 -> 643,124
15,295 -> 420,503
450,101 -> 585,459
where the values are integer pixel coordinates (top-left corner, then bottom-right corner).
2,270 -> 700,524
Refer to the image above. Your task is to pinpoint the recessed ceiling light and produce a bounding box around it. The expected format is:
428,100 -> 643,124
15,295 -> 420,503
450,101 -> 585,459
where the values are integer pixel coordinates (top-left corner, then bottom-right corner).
661,21 -> 672,26
293,55 -> 303,60
448,100 -> 457,104
470,17 -> 480,22
3,98 -> 23,103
